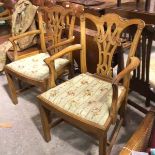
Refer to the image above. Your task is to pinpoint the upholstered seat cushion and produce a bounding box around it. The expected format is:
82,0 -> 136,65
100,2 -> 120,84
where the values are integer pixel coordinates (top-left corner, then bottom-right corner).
6,53 -> 70,81
40,73 -> 126,126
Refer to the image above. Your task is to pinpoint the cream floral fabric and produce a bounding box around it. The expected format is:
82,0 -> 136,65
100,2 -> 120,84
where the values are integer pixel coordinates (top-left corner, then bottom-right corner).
0,41 -> 12,72
6,53 -> 70,80
40,73 -> 125,126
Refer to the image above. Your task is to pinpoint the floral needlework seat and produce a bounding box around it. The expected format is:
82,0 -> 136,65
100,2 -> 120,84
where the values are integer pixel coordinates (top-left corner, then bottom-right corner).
6,53 -> 69,81
40,73 -> 126,125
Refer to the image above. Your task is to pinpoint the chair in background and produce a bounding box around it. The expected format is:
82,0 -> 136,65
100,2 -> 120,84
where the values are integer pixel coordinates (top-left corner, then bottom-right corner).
4,5 -> 78,105
6,13 -> 43,61
38,13 -> 144,155
128,25 -> 155,112
5,0 -> 40,62
119,107 -> 155,155
0,2 -> 12,43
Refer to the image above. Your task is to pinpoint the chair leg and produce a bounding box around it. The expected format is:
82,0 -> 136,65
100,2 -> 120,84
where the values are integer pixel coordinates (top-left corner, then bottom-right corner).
68,64 -> 74,79
17,78 -> 22,89
120,99 -> 127,126
5,72 -> 18,104
99,134 -> 107,155
145,97 -> 150,107
39,104 -> 51,142
145,88 -> 151,107
40,82 -> 47,92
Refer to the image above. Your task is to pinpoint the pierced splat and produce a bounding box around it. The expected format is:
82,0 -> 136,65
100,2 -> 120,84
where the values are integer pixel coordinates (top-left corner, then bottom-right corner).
81,13 -> 144,78
46,11 -> 65,45
95,22 -> 122,77
40,6 -> 76,54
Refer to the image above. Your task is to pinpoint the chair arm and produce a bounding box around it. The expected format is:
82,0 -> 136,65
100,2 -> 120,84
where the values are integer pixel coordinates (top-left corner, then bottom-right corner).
47,36 -> 75,52
0,15 -> 11,21
9,30 -> 40,60
45,44 -> 82,64
44,44 -> 82,88
110,57 -> 140,123
9,30 -> 40,42
113,57 -> 140,85
0,9 -> 10,17
119,107 -> 155,155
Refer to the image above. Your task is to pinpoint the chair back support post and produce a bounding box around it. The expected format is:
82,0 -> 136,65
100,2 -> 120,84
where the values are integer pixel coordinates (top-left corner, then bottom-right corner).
38,11 -> 47,53
80,14 -> 87,73
123,23 -> 144,89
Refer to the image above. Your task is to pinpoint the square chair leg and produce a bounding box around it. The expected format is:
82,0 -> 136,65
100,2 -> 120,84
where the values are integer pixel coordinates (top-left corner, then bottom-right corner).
5,71 -> 18,104
39,104 -> 51,142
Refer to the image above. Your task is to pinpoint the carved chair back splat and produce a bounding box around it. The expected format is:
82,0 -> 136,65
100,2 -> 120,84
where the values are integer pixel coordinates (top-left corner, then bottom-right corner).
40,5 -> 76,55
81,13 -> 144,80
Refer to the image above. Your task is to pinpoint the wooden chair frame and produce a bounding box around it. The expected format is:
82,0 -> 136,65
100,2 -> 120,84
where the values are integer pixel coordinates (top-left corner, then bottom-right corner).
120,107 -> 155,155
38,13 -> 144,155
5,5 -> 77,104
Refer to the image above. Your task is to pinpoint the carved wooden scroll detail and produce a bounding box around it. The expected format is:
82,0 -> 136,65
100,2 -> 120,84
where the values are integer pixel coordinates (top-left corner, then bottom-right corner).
81,13 -> 144,78
40,5 -> 76,54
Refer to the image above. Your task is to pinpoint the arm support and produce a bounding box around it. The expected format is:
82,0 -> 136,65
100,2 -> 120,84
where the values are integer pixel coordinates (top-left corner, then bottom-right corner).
0,9 -> 10,17
110,57 -> 140,123
0,15 -> 11,21
44,44 -> 82,88
9,30 -> 41,60
47,36 -> 75,52
45,44 -> 82,64
9,30 -> 40,42
113,57 -> 140,85
0,9 -> 11,21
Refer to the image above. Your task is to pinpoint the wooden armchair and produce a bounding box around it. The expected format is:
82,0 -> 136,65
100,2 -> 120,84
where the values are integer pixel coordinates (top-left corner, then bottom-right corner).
37,13 -> 144,155
119,107 -> 155,155
5,5 -> 77,104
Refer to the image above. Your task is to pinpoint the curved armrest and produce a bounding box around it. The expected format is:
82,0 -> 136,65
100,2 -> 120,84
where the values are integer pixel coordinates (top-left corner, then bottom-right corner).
47,36 -> 75,52
110,57 -> 140,123
44,44 -> 82,88
9,30 -> 40,42
113,57 -> 140,85
9,30 -> 40,60
0,15 -> 11,21
0,9 -> 10,17
0,9 -> 11,21
45,44 -> 82,64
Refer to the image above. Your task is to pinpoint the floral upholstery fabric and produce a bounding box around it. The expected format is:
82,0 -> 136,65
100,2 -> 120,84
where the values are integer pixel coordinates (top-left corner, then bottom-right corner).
40,73 -> 126,126
6,53 -> 70,80
0,41 -> 12,72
